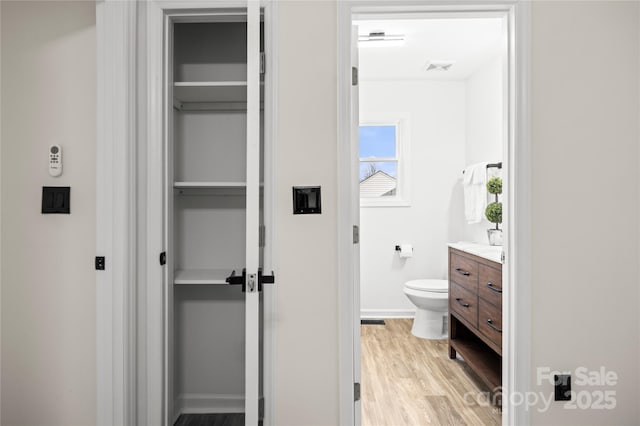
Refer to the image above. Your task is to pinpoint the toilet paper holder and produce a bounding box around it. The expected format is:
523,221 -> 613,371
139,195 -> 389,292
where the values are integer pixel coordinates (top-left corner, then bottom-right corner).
395,244 -> 414,258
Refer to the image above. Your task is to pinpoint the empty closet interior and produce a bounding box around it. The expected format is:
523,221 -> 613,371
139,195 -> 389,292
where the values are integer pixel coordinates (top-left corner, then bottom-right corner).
168,12 -> 265,421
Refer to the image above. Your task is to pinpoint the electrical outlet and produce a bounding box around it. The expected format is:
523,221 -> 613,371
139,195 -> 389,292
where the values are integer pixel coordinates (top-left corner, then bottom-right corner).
554,374 -> 571,401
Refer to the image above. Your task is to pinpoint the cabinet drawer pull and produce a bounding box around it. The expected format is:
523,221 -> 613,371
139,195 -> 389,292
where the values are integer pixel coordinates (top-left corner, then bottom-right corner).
486,282 -> 502,293
455,298 -> 470,308
486,319 -> 502,333
455,267 -> 470,276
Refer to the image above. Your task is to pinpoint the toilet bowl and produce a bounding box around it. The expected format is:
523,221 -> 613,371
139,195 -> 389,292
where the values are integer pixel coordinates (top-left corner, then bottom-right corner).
403,279 -> 449,339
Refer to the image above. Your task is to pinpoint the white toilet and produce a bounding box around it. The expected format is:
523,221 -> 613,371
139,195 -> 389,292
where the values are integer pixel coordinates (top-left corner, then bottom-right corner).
403,279 -> 449,339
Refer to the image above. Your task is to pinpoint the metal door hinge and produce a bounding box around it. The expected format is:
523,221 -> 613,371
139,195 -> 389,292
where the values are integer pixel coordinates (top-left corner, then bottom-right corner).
95,256 -> 105,271
353,225 -> 359,244
501,251 -> 505,264
160,251 -> 166,266
259,225 -> 266,248
352,67 -> 358,86
260,52 -> 266,74
354,382 -> 361,402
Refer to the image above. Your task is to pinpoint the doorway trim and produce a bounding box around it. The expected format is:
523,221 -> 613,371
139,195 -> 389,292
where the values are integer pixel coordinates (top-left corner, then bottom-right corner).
337,2 -> 532,425
96,1 -> 138,424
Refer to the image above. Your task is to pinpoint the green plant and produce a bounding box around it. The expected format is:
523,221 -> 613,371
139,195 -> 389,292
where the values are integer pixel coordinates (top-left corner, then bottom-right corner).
486,176 -> 502,195
485,202 -> 502,229
485,176 -> 502,230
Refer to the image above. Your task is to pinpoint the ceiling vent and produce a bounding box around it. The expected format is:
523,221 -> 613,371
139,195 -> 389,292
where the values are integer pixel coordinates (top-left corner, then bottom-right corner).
426,61 -> 454,71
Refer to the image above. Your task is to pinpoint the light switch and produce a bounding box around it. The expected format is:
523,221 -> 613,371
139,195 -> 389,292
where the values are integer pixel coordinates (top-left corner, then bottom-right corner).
293,186 -> 321,214
42,186 -> 70,214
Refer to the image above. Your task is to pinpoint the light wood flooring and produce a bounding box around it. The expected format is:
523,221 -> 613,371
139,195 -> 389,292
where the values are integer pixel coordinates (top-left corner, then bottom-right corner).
361,319 -> 501,426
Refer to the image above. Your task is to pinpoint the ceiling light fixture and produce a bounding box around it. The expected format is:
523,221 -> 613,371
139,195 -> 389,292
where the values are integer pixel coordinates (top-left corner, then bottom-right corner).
358,31 -> 405,48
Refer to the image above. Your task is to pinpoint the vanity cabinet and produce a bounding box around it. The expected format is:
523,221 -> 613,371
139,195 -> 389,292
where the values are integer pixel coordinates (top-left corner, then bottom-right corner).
448,247 -> 502,393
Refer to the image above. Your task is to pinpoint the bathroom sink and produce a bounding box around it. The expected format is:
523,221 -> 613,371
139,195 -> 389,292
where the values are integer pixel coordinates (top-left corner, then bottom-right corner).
448,242 -> 503,263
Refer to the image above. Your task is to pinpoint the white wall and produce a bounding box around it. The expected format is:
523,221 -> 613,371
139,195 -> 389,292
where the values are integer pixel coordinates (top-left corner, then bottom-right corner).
273,2 -> 340,425
0,2 -> 96,425
463,55 -> 504,243
359,81 -> 466,317
530,1 -> 639,423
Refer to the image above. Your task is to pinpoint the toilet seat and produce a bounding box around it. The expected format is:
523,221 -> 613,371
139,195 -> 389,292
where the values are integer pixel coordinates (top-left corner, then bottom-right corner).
404,279 -> 448,293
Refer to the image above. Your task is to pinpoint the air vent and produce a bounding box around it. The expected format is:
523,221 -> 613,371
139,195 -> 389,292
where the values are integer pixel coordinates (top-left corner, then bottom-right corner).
426,61 -> 454,71
359,31 -> 405,47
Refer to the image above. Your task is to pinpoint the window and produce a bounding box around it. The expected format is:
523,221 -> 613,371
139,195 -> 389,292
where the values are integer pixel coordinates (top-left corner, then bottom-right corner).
359,119 -> 409,206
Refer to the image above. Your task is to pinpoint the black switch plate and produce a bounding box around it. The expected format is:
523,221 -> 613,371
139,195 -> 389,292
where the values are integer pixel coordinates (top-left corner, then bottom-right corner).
95,256 -> 105,271
554,374 -> 571,401
293,186 -> 321,214
42,186 -> 70,214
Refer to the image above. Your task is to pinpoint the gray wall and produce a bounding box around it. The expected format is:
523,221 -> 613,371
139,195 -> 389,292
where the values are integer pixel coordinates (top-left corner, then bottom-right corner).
274,2 -> 340,424
530,1 -> 639,423
0,1 -> 97,425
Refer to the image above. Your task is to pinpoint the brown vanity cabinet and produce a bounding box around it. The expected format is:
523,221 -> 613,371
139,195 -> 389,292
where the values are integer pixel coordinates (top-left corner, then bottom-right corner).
448,247 -> 503,394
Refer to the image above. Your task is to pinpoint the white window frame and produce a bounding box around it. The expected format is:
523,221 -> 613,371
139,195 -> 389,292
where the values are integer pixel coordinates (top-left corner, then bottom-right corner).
359,113 -> 411,207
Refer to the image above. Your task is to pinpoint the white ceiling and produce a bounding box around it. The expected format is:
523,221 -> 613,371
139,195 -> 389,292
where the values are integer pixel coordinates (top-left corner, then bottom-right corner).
356,18 -> 504,81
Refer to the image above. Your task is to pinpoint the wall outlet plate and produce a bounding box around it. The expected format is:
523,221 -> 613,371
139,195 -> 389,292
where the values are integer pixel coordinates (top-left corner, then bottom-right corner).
554,374 -> 571,401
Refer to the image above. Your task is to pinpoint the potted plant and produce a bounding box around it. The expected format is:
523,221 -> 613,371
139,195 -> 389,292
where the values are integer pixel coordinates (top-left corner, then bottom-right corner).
485,176 -> 503,246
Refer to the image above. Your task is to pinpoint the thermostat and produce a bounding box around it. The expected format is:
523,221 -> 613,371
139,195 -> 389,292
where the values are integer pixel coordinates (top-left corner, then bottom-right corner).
49,144 -> 62,177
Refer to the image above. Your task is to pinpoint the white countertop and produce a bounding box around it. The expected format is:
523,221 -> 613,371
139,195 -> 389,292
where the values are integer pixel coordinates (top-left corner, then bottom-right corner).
448,241 -> 503,264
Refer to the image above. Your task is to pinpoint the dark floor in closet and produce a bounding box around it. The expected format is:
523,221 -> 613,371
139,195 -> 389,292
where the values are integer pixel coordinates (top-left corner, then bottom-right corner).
361,319 -> 386,325
174,413 -> 254,426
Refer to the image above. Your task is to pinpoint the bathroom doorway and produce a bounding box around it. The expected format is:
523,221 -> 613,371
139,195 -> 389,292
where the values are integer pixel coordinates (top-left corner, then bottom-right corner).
337,3 -> 530,424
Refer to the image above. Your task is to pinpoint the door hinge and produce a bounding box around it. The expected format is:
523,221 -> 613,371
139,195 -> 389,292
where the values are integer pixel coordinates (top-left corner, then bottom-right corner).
95,256 -> 105,271
259,225 -> 266,248
354,382 -> 361,402
352,67 -> 358,86
501,251 -> 505,264
160,251 -> 166,266
353,225 -> 359,244
260,52 -> 266,74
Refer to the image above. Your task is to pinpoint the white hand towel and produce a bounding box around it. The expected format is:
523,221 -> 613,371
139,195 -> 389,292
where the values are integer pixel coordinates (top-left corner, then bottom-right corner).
463,162 -> 488,224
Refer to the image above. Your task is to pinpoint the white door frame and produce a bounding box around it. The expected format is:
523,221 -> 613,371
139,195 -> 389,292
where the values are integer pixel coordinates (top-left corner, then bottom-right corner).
96,1 -> 138,424
96,1 -> 278,425
337,2 -> 532,425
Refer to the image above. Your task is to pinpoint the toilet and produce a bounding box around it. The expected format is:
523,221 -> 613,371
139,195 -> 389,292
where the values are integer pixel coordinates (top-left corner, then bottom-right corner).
403,279 -> 449,339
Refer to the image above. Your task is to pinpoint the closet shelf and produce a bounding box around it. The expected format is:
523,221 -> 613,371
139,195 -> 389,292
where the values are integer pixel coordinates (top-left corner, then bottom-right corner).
174,181 -> 247,189
174,269 -> 231,285
174,81 -> 247,103
174,81 -> 264,105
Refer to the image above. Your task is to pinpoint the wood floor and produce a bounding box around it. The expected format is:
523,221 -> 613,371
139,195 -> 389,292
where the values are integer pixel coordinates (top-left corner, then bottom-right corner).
361,319 -> 501,426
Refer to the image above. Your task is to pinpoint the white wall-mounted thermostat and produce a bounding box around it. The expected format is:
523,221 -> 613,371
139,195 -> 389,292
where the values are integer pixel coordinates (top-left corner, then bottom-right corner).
49,144 -> 62,177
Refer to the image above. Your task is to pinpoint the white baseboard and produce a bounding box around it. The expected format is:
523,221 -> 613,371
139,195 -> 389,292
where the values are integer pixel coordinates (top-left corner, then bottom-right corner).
178,393 -> 244,414
360,309 -> 415,319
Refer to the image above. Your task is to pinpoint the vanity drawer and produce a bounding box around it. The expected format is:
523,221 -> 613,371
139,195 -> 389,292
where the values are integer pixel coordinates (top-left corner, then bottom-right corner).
450,282 -> 478,328
449,252 -> 478,292
478,299 -> 502,349
478,264 -> 502,307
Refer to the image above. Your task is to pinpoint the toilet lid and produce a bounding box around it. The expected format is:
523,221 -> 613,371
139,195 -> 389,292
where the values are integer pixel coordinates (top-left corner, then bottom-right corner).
404,279 -> 448,293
